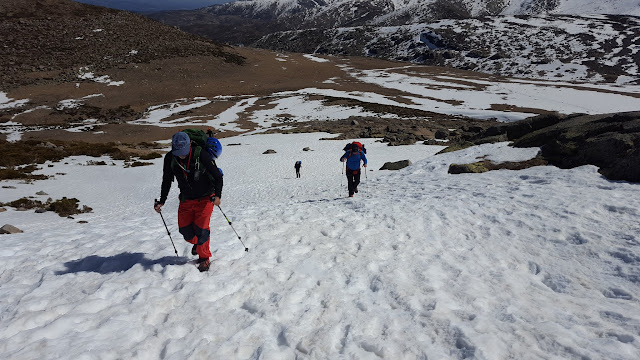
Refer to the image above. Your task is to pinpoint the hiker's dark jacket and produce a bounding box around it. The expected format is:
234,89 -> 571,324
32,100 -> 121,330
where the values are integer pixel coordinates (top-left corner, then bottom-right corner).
159,146 -> 223,204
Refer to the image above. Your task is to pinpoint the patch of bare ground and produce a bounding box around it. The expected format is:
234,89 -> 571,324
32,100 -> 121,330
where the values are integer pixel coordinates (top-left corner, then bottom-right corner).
0,138 -> 164,180
489,104 -> 556,114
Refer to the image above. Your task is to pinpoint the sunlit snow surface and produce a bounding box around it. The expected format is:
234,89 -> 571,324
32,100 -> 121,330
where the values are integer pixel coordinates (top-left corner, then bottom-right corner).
1,133 -> 639,359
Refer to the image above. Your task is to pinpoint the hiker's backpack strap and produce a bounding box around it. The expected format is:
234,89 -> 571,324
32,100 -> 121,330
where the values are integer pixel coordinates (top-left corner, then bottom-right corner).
193,146 -> 202,171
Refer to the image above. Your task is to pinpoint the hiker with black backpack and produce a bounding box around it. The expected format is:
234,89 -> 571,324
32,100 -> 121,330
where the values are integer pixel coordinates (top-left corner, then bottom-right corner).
154,130 -> 223,272
340,142 -> 367,197
294,161 -> 302,178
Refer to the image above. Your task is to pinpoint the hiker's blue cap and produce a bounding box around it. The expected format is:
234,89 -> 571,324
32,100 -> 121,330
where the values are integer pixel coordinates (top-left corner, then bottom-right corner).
171,132 -> 190,156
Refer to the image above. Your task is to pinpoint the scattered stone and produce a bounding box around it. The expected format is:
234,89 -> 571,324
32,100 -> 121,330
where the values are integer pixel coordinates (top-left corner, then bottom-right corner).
78,220 -> 88,224
0,224 -> 23,234
2,186 -> 17,189
35,208 -> 47,213
303,147 -> 311,151
263,149 -> 277,154
435,129 -> 449,139
351,120 -> 359,126
36,191 -> 48,195
37,142 -> 57,149
380,160 -> 412,170
0,208 -> 6,212
448,162 -> 490,174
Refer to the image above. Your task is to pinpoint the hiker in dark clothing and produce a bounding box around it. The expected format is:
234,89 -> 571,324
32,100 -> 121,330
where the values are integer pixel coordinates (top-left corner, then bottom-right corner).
340,142 -> 367,197
154,131 -> 223,272
294,161 -> 301,178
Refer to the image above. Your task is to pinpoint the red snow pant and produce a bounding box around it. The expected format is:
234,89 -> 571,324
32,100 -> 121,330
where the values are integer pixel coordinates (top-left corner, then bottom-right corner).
178,197 -> 214,259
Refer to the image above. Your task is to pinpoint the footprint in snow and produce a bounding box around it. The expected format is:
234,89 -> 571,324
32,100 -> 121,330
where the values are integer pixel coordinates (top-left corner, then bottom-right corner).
603,288 -> 633,300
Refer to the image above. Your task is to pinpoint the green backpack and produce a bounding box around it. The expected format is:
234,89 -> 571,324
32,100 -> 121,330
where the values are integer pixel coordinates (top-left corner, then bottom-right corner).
171,129 -> 219,193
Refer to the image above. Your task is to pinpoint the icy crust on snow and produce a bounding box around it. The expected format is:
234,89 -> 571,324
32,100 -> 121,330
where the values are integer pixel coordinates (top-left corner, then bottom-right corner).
0,133 -> 639,359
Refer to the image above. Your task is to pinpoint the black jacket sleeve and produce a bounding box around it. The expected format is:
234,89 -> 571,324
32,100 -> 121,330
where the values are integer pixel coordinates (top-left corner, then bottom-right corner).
159,153 -> 174,204
200,150 -> 223,199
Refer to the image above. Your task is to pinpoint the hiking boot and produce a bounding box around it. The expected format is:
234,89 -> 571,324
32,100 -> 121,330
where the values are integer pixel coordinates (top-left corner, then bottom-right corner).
191,244 -> 198,256
197,258 -> 210,272
354,187 -> 358,193
349,194 -> 354,197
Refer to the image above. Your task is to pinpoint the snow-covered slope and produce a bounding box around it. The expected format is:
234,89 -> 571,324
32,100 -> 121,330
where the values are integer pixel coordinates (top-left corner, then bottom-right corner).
1,133 -> 639,359
255,14 -> 640,83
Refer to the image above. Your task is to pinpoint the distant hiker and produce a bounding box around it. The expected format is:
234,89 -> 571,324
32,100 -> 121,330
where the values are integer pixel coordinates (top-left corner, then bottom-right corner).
340,142 -> 367,197
294,160 -> 302,178
154,131 -> 223,272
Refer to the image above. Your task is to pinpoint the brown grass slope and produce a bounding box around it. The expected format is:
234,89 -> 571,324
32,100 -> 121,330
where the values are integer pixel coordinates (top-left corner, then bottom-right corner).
0,0 -> 244,91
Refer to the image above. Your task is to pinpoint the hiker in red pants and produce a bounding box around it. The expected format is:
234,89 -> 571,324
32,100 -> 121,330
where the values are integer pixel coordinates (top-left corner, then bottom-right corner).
154,131 -> 223,272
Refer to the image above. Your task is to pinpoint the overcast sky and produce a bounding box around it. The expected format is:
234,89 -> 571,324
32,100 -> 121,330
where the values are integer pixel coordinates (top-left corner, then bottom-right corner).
74,0 -> 235,12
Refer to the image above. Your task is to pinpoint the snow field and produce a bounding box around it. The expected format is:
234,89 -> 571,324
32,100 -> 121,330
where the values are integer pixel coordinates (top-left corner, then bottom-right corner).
0,134 -> 639,359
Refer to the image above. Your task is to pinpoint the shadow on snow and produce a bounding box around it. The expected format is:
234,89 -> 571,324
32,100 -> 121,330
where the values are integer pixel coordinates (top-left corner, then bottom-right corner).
55,252 -> 190,275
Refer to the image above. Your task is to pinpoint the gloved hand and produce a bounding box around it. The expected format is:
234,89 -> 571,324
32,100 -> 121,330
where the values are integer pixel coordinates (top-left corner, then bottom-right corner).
154,199 -> 163,213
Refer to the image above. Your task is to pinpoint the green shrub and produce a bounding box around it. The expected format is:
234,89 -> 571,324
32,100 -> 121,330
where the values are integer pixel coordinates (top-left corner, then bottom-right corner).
47,197 -> 93,217
5,198 -> 43,209
0,169 -> 49,181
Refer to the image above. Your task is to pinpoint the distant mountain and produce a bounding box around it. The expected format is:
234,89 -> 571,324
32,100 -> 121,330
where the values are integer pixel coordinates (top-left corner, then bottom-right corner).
73,0 -> 229,12
148,0 -> 640,83
150,0 -> 640,45
152,0 -> 640,44
255,14 -> 640,84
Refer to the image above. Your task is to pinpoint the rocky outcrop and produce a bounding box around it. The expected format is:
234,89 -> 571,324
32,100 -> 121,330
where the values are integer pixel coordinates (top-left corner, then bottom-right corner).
466,112 -> 640,182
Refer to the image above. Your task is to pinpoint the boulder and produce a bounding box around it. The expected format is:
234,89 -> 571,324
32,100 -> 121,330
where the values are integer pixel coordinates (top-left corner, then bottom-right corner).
448,162 -> 490,174
263,149 -> 277,154
0,224 -> 23,234
434,129 -> 449,139
380,160 -> 412,170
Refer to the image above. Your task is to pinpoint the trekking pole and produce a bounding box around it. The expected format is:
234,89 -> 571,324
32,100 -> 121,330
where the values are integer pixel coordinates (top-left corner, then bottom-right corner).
218,206 -> 248,252
155,199 -> 178,257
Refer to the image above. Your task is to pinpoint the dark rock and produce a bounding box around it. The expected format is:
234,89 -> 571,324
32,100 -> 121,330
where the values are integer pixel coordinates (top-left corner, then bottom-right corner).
380,160 -> 412,170
263,149 -> 277,154
303,147 -> 311,151
434,129 -> 449,139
